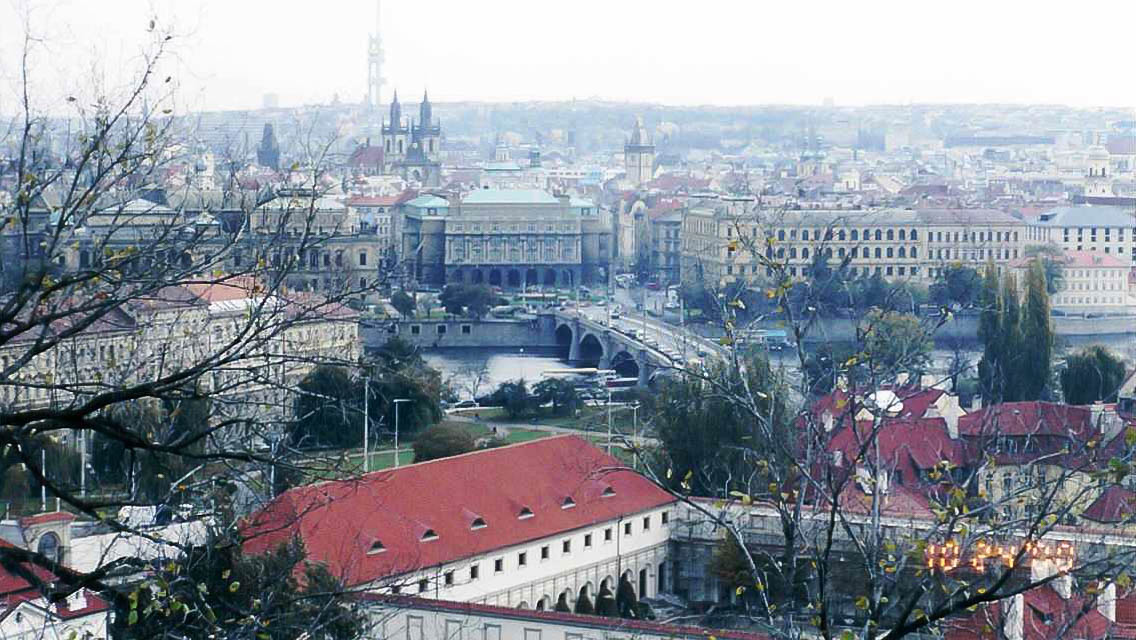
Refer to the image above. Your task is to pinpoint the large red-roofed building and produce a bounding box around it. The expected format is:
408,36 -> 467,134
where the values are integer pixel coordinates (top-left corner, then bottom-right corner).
244,435 -> 677,611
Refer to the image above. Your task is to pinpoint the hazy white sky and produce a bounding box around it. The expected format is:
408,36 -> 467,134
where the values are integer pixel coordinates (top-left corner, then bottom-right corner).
2,0 -> 1135,112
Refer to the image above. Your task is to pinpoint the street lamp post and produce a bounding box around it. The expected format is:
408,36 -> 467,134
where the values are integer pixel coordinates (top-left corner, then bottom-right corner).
363,375 -> 371,473
629,402 -> 641,469
606,389 -> 613,455
393,398 -> 413,468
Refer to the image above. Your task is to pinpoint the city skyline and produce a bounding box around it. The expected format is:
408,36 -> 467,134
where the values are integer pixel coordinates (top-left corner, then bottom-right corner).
1,0 -> 1134,114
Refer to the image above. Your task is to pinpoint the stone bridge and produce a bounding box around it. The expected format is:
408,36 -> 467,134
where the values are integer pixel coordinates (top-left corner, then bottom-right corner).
546,311 -> 673,386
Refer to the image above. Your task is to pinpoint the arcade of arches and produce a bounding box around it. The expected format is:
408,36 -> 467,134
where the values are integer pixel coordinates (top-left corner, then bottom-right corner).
494,548 -> 667,613
446,266 -> 579,289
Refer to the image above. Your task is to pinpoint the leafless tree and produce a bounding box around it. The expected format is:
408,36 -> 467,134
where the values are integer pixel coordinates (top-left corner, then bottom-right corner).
0,11 -> 397,638
624,201 -> 1136,639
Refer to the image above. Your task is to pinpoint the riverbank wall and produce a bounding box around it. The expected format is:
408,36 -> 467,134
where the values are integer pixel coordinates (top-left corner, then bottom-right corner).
362,316 -> 560,350
756,314 -> 1136,344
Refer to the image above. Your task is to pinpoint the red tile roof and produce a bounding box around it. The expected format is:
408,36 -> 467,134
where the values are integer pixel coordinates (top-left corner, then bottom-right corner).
243,436 -> 676,587
945,585 -> 1112,640
360,595 -> 769,640
958,402 -> 1093,438
16,511 -> 77,527
1012,250 -> 1129,270
1082,485 -> 1136,523
350,145 -> 384,168
0,540 -> 110,620
348,196 -> 400,207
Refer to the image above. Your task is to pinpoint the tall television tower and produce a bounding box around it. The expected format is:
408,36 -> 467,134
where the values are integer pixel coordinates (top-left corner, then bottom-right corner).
366,0 -> 385,111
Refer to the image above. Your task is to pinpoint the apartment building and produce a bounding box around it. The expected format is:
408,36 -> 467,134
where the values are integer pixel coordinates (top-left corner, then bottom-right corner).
0,279 -> 359,446
1026,205 -> 1136,264
681,205 -> 1024,287
1014,250 -> 1133,314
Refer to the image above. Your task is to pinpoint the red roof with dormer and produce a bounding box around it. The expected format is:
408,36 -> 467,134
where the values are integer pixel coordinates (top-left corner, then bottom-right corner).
242,436 -> 676,587
0,540 -> 110,621
945,585 -> 1112,640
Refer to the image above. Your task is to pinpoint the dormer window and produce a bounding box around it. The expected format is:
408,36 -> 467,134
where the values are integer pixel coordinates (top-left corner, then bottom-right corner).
561,497 -> 576,510
368,540 -> 386,554
421,529 -> 439,541
471,517 -> 487,530
601,486 -> 616,498
518,507 -> 534,520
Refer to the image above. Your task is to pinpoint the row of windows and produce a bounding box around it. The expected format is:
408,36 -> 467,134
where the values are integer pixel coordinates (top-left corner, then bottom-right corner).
1055,295 -> 1126,306
1067,245 -> 1128,255
770,228 -> 922,242
1059,281 -> 1125,292
402,324 -> 474,337
396,511 -> 670,596
726,264 -> 922,278
771,245 -> 920,260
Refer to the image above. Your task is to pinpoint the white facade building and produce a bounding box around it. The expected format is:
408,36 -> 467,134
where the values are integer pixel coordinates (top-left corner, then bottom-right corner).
244,436 -> 678,613
1015,250 -> 1133,314
363,595 -> 766,640
1026,205 -> 1136,265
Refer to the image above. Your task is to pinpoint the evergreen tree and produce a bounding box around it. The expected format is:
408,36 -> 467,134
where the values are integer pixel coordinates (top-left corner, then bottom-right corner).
595,584 -> 618,617
998,272 -> 1023,401
976,264 -> 1004,402
573,592 -> 595,615
616,576 -> 639,618
1020,258 -> 1054,401
978,263 -> 1054,403
1061,346 -> 1127,405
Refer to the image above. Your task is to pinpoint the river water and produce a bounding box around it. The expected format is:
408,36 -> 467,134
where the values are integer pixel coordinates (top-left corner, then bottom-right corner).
423,348 -> 571,401
424,331 -> 1136,402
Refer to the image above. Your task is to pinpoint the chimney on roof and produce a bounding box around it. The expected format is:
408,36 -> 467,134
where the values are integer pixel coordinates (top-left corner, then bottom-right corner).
1003,594 -> 1024,640
1031,557 -> 1073,599
1091,402 -> 1123,440
1099,582 -> 1117,622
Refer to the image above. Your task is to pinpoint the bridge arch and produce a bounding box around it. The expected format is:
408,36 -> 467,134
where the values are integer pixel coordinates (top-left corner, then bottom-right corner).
555,323 -> 574,359
610,350 -> 640,378
577,332 -> 604,364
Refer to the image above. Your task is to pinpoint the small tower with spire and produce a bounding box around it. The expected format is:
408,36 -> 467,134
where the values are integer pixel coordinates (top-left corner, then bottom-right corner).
411,89 -> 442,159
381,90 -> 409,166
257,123 -> 280,170
624,116 -> 655,186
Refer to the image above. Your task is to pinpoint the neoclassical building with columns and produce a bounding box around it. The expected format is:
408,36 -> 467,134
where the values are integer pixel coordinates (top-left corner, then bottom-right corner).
401,189 -> 613,288
243,436 -> 675,613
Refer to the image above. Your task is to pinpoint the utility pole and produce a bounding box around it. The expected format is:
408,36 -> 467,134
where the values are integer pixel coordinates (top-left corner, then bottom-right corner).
393,398 -> 412,468
606,389 -> 613,455
632,402 -> 640,470
41,449 -> 47,512
363,375 -> 371,473
79,429 -> 86,498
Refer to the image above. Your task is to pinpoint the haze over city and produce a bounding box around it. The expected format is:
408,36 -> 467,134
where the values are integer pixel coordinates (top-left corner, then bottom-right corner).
3,0 -> 1136,112
3,2 -> 1136,640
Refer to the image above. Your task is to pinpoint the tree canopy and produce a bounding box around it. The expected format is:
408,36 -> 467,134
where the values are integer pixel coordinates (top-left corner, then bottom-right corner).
412,422 -> 477,462
1061,345 -> 1127,405
390,290 -> 416,318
